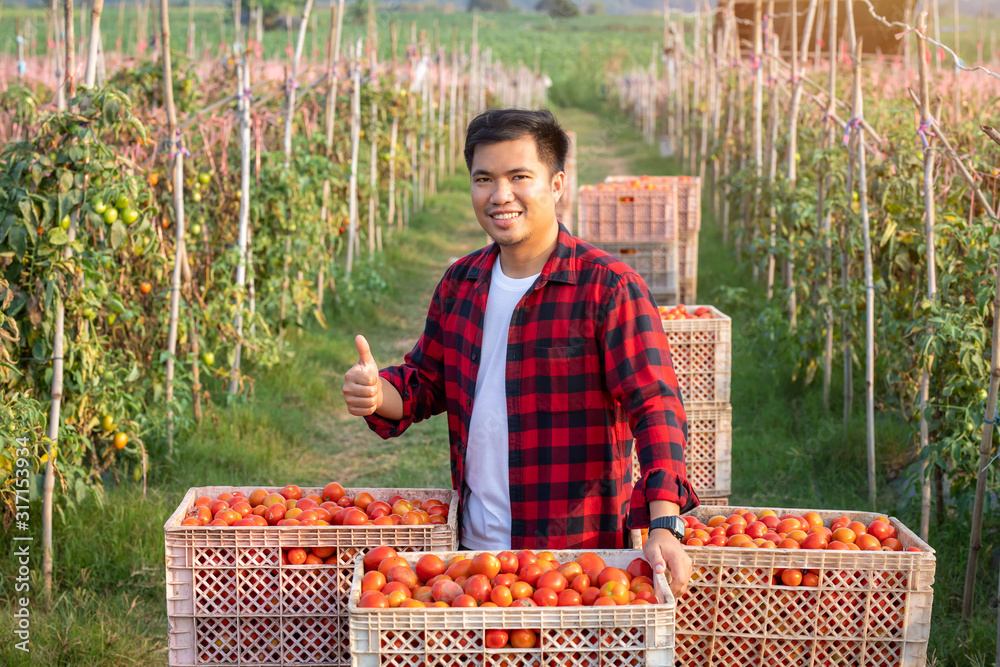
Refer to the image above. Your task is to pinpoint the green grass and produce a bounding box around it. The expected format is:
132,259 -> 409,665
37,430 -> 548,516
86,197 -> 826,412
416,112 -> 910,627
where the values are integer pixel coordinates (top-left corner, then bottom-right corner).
2,103 -> 998,665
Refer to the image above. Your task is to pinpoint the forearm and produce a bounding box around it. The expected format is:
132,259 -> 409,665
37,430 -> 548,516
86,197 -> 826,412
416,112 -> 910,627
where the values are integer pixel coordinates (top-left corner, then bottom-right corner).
375,378 -> 404,420
649,499 -> 681,521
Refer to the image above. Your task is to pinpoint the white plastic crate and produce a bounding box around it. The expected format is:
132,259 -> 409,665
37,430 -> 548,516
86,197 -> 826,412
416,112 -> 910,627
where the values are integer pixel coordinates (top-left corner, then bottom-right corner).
164,486 -> 458,666
348,549 -> 676,667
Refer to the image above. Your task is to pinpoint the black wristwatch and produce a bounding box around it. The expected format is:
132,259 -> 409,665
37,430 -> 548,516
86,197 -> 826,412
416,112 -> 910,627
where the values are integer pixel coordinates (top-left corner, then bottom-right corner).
649,515 -> 686,541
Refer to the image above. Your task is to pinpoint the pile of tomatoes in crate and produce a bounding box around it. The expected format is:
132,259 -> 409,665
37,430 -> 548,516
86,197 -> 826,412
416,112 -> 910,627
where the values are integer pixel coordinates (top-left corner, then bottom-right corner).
658,304 -> 713,320
680,509 -> 920,554
357,547 -> 658,621
178,483 -> 450,527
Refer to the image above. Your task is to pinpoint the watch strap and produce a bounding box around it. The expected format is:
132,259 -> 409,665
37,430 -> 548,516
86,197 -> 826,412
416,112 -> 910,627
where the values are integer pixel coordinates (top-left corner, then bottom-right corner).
649,515 -> 686,540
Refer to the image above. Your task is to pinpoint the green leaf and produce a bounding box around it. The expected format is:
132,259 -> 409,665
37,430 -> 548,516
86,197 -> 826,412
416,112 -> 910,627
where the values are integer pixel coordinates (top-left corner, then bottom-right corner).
47,228 -> 69,245
0,215 -> 15,245
8,224 -> 27,259
109,220 -> 127,250
106,294 -> 125,314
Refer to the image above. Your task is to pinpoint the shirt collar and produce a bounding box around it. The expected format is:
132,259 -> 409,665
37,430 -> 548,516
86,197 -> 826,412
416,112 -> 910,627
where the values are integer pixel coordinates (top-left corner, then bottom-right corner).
468,223 -> 580,289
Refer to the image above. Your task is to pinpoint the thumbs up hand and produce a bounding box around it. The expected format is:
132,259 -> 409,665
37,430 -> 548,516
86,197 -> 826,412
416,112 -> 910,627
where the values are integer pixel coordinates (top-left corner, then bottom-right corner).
343,334 -> 384,416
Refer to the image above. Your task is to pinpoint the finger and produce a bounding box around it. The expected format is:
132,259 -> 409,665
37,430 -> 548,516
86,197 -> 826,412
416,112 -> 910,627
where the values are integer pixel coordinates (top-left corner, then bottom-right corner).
343,377 -> 380,397
642,544 -> 667,577
355,334 -> 376,368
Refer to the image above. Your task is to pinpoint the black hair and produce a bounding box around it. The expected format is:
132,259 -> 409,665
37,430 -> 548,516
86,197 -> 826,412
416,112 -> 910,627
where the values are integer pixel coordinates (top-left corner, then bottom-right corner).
463,108 -> 569,178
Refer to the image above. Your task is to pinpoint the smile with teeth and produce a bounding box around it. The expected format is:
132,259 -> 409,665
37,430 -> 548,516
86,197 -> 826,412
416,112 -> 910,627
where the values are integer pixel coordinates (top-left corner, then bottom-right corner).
491,211 -> 522,220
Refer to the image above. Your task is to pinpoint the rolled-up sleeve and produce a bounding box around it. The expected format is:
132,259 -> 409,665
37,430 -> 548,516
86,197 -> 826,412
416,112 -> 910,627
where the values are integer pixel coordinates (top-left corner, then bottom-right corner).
364,278 -> 449,439
598,272 -> 699,527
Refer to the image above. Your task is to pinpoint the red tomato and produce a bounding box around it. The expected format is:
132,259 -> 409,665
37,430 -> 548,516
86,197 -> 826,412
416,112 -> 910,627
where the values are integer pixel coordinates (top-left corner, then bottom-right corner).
625,558 -> 653,581
364,546 -> 399,573
485,629 -> 509,649
532,587 -> 559,607
322,482 -> 345,502
431,580 -> 465,604
536,571 -> 568,594
497,551 -> 519,574
490,585 -> 513,607
463,574 -> 492,603
450,594 -> 478,608
469,553 -> 502,579
359,591 -> 389,608
509,629 -> 537,649
416,554 -> 446,582
557,589 -> 583,606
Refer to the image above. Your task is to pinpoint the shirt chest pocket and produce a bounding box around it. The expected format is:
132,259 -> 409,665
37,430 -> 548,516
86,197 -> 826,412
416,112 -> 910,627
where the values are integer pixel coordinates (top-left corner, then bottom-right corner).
529,343 -> 592,413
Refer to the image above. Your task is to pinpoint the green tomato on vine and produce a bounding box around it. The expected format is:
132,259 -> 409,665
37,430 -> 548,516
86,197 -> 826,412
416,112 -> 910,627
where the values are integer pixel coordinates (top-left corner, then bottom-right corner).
198,172 -> 212,185
122,208 -> 140,225
91,198 -> 108,214
115,194 -> 130,210
103,208 -> 119,224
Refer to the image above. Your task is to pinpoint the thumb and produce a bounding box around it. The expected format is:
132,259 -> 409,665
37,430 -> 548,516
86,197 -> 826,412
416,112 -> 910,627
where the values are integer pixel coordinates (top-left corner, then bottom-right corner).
355,334 -> 376,369
643,537 -> 667,574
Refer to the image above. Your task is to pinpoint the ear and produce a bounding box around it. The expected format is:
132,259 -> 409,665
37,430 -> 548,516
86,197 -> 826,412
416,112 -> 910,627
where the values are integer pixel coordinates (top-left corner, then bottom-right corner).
551,170 -> 566,202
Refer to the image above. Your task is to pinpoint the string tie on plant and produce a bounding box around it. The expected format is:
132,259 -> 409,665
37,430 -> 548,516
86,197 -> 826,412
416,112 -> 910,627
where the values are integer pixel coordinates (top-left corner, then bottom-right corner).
239,87 -> 254,102
285,77 -> 298,93
917,119 -> 936,149
169,130 -> 191,159
894,26 -> 924,41
843,117 -> 862,147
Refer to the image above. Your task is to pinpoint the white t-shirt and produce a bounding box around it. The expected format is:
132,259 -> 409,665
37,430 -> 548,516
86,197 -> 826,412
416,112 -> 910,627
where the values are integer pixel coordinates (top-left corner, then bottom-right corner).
460,260 -> 539,550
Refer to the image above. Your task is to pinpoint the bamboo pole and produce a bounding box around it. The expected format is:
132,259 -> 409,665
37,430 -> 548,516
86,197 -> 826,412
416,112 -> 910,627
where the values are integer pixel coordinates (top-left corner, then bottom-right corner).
749,0 -> 763,280
765,10 -> 778,301
44,0 -> 78,597
64,0 -> 75,100
843,0 -> 858,441
720,14 -> 736,245
820,0 -> 837,411
279,0 -> 314,329
346,38 -> 361,276
916,12 -> 936,544
965,125 -> 1000,623
368,93 -> 379,255
317,2 -> 339,310
448,40 -> 458,176
783,0 -> 817,330
82,0 -> 102,88
53,0 -> 65,110
387,115 -> 399,238
160,0 -> 187,457
952,0 -> 959,121
229,50 -> 252,397
850,38 -> 877,511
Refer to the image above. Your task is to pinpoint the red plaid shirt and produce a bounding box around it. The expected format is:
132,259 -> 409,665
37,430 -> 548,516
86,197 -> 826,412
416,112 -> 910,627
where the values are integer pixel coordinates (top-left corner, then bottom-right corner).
365,224 -> 698,549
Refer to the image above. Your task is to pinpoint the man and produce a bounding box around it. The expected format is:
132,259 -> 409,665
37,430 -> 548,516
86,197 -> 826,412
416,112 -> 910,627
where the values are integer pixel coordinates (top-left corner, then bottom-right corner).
343,108 -> 697,597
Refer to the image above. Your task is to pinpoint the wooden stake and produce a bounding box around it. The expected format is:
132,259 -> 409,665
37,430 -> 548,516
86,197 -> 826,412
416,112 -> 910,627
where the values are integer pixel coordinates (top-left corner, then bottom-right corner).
82,0 -> 102,87
387,114 -> 399,235
160,0 -> 188,457
850,38 -> 877,510
820,0 -> 837,411
279,0 -> 314,329
964,124 -> 1000,623
64,0 -> 75,100
916,12 -> 936,544
230,53 -> 252,396
346,38 -> 361,276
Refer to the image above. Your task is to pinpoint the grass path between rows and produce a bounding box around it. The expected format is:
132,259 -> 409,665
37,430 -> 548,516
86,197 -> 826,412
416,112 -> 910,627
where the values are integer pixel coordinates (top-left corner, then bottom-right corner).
1,105 -> 994,665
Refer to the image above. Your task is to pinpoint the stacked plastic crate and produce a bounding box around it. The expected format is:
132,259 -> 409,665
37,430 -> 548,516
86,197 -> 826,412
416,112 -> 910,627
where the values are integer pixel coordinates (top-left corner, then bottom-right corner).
576,178 -> 681,304
600,175 -> 701,302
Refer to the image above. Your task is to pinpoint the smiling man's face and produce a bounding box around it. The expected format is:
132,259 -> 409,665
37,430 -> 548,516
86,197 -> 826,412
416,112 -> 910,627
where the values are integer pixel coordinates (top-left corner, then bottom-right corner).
470,136 -> 565,259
